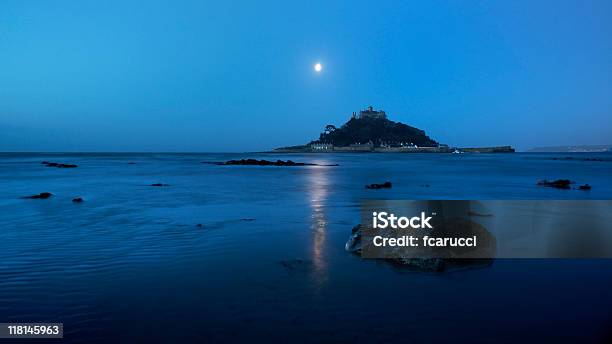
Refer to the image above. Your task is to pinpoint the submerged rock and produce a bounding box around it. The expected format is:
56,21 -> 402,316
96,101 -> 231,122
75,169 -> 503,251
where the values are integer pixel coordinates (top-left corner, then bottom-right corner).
150,183 -> 170,187
42,161 -> 78,168
279,259 -> 312,274
578,184 -> 592,190
552,157 -> 605,162
468,211 -> 494,217
22,192 -> 53,199
72,197 -> 84,203
537,179 -> 572,189
205,159 -> 338,167
366,181 -> 392,189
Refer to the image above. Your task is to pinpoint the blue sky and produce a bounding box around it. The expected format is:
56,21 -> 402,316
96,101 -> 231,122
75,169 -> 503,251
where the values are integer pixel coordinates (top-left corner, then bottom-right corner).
1,0 -> 611,152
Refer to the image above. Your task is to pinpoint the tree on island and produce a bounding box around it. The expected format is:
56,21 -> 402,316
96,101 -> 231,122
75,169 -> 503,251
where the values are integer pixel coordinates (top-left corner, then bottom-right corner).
324,125 -> 337,135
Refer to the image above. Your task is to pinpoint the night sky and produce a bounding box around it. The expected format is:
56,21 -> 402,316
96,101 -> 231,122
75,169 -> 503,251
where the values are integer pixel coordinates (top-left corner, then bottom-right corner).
1,1 -> 611,152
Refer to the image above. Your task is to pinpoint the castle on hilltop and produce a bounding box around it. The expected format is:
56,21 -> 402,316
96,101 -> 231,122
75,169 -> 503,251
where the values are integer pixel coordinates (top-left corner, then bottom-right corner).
352,106 -> 387,120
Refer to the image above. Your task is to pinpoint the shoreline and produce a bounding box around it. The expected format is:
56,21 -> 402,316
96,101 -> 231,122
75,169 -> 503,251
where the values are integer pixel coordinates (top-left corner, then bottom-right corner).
271,145 -> 515,154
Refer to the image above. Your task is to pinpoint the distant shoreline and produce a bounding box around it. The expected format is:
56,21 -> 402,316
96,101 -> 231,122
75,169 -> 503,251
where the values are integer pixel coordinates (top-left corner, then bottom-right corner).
527,145 -> 612,153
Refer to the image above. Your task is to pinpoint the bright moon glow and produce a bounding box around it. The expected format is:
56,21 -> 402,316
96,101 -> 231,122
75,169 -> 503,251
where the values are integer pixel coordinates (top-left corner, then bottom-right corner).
314,63 -> 322,72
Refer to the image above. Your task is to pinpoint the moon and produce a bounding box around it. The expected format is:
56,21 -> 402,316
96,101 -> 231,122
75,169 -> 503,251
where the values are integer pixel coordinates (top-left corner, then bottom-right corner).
314,63 -> 322,73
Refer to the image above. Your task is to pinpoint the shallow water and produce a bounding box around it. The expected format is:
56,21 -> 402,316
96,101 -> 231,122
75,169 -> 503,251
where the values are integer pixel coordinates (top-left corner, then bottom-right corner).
1,152 -> 612,342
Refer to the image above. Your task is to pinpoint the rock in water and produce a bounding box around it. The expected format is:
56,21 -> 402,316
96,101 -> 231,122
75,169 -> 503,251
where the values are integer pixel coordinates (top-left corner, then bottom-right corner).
23,192 -> 53,199
537,179 -> 572,189
150,183 -> 170,187
345,224 -> 446,271
228,159 -> 311,166
42,161 -> 78,168
209,159 -> 338,166
72,197 -> 84,203
345,224 -> 364,253
366,181 -> 392,189
578,184 -> 592,190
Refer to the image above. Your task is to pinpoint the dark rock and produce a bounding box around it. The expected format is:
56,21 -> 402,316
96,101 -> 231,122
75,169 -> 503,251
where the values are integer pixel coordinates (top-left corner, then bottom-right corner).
346,225 -> 363,252
150,183 -> 170,187
72,197 -> 83,203
127,162 -> 136,164
22,192 -> 53,199
578,184 -> 592,190
229,159 -> 311,166
196,223 -> 204,228
366,181 -> 392,189
420,184 -> 430,188
42,161 -> 78,168
210,159 -> 337,167
241,218 -> 256,221
537,179 -> 572,189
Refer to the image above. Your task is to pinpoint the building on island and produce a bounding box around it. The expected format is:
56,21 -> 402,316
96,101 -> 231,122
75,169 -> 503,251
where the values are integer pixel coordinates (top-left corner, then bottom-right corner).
310,142 -> 334,151
350,141 -> 374,149
357,106 -> 386,120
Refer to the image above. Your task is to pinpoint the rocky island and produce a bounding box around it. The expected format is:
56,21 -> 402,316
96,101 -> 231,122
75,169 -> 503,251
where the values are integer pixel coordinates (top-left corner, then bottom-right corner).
274,106 -> 514,153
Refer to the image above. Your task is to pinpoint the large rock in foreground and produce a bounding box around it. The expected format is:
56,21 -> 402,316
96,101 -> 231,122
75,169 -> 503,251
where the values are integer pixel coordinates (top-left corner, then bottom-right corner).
346,224 -> 494,272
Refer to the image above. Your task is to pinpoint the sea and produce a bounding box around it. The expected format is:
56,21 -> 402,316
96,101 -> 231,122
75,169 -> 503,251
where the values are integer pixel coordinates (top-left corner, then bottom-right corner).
1,152 -> 612,343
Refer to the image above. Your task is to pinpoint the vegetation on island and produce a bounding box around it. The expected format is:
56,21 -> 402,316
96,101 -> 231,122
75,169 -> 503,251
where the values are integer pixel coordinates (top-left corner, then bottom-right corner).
313,116 -> 438,147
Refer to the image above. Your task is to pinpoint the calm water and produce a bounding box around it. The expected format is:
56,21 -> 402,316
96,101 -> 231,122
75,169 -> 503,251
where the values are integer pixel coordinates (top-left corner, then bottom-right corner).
1,152 -> 612,343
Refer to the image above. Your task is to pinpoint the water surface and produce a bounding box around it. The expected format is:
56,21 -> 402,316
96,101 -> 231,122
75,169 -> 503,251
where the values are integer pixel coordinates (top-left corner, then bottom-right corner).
1,152 -> 611,342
